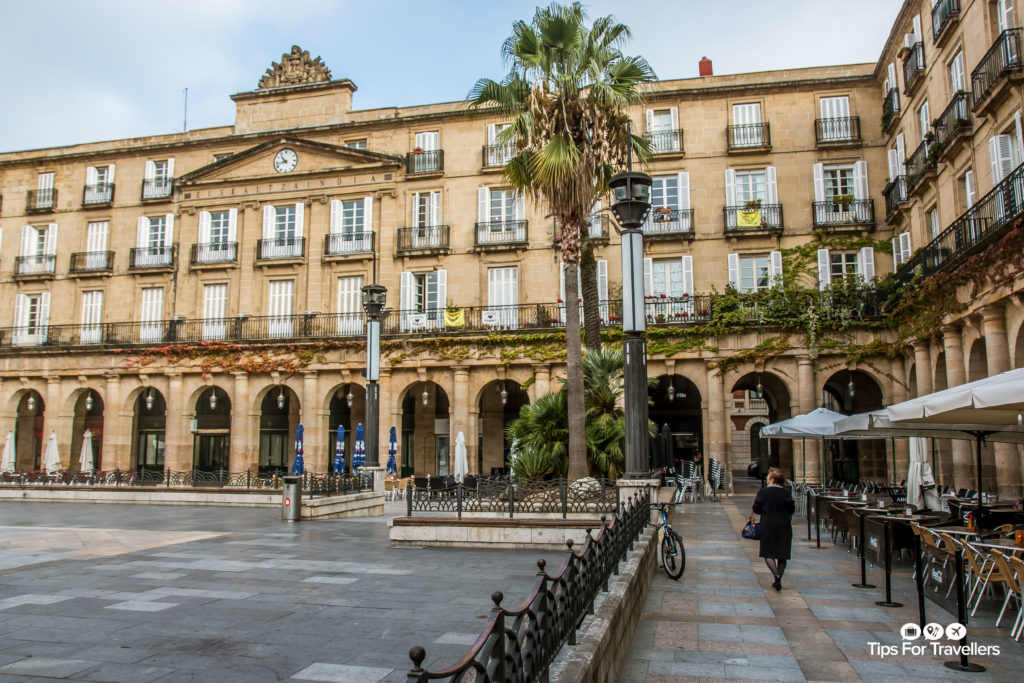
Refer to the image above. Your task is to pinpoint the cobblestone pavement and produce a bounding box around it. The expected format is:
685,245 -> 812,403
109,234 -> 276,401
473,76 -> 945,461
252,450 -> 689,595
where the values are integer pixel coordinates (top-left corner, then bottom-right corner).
624,481 -> 1023,683
0,500 -> 544,682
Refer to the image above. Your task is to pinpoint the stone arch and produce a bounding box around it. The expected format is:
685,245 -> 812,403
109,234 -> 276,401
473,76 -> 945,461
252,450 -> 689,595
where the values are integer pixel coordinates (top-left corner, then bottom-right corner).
822,369 -> 885,483
70,389 -> 105,472
729,371 -> 794,478
256,384 -> 301,473
324,382 -> 367,474
477,378 -> 529,476
13,390 -> 45,470
399,381 -> 450,476
193,386 -> 231,471
130,387 -> 167,473
649,374 -> 703,464
968,338 -> 988,382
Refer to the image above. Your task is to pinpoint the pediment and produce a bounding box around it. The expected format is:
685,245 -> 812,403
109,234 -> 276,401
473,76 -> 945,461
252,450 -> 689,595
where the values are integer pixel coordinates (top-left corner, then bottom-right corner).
176,136 -> 403,186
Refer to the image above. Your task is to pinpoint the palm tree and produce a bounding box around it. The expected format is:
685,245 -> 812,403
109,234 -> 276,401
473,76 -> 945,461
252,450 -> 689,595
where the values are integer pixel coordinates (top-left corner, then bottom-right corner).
469,2 -> 655,481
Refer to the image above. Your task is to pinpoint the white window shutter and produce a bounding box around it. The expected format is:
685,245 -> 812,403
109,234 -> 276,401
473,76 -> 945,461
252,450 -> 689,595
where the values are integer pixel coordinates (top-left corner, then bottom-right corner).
900,232 -> 912,263
769,251 -> 784,288
812,163 -> 825,202
199,211 -> 212,243
435,270 -> 447,311
670,107 -> 679,131
680,255 -> 694,295
430,192 -> 441,226
919,101 -> 930,139
21,225 -> 32,257
329,200 -> 342,234
515,193 -> 525,221
107,163 -> 115,184
677,172 -> 690,210
410,193 -> 420,227
887,149 -> 900,180
144,160 -> 156,180
853,161 -> 869,200
597,260 -> 608,301
990,134 -> 1015,183
724,169 -> 736,206
14,294 -> 26,329
166,158 -> 175,179
164,214 -> 174,244
766,167 -> 778,204
137,217 -> 149,248
1000,0 -> 1015,32
400,271 -> 413,311
645,109 -> 654,132
912,15 -> 922,41
859,247 -> 875,282
262,205 -> 275,239
727,253 -> 740,290
46,224 -> 57,255
892,238 -> 900,269
888,63 -> 898,95
227,208 -> 238,243
39,292 -> 50,329
643,257 -> 653,296
559,262 -> 566,301
86,166 -> 97,186
487,123 -> 496,145
478,187 -> 489,223
293,203 -> 304,238
363,196 -> 374,232
965,170 -> 976,208
817,248 -> 831,290
1015,110 -> 1024,166
896,133 -> 906,173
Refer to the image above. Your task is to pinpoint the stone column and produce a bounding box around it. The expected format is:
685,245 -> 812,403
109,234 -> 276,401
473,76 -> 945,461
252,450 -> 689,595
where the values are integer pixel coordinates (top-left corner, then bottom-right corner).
44,376 -> 68,469
104,375 -> 125,470
533,365 -> 551,400
982,304 -> 1021,498
705,363 -> 725,493
452,367 -> 471,472
797,357 -> 820,484
890,360 -> 910,484
231,371 -> 251,471
912,340 -> 933,396
378,368 -> 394,471
301,371 -> 322,471
164,373 -> 189,471
941,323 -> 972,489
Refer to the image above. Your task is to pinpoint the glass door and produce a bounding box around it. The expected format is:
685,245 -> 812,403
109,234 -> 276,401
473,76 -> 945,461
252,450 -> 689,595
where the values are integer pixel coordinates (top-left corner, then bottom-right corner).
435,435 -> 450,476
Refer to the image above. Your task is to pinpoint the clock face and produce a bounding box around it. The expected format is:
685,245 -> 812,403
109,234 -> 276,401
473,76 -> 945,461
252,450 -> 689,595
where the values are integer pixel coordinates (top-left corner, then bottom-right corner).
274,148 -> 297,173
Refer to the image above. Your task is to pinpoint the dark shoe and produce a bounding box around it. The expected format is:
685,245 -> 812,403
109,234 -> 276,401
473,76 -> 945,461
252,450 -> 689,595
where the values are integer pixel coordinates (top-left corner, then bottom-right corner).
773,578 -> 782,591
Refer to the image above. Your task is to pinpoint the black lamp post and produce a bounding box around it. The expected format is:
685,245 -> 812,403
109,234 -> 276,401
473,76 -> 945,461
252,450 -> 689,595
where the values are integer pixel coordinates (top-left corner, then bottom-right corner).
610,169 -> 652,477
362,282 -> 386,467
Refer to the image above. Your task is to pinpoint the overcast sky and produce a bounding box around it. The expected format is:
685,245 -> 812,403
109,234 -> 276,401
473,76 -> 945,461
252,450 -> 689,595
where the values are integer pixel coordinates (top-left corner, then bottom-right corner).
0,0 -> 901,153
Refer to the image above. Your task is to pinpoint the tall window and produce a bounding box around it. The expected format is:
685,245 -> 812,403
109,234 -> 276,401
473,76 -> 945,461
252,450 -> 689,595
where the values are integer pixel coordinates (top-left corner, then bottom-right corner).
651,260 -> 685,297
19,224 -> 56,274
209,211 -> 230,244
950,51 -> 965,93
143,159 -> 173,198
487,267 -> 518,328
202,284 -> 227,339
819,96 -> 851,139
412,131 -> 440,172
268,280 -> 295,337
80,291 -> 103,344
337,276 -> 364,335
147,216 -> 167,248
275,206 -> 296,240
400,270 -> 446,330
411,192 -> 441,248
14,293 -> 49,345
139,287 -> 164,342
328,198 -> 372,254
739,256 -> 770,293
731,103 -> 763,146
488,189 -> 519,225
919,101 -> 930,141
35,172 -> 55,208
824,166 -> 854,199
486,123 -> 512,165
85,221 -> 109,269
929,207 -> 940,239
735,170 -> 766,203
645,107 -> 680,152
651,175 -> 680,209
830,252 -> 859,279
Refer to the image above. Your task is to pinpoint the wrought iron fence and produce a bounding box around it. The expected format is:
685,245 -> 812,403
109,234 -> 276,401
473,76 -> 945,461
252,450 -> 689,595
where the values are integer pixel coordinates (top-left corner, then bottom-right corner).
932,92 -> 972,155
727,123 -> 771,150
191,242 -> 239,264
643,209 -> 694,237
26,189 -> 56,212
396,226 -> 450,253
82,183 -> 114,206
724,204 -> 783,230
70,251 -> 114,273
814,117 -> 861,145
905,140 -> 937,192
14,254 -> 56,276
404,488 -> 650,682
971,28 -> 1022,108
257,237 -> 305,260
324,232 -> 374,256
141,179 -> 173,199
903,42 -> 926,93
130,245 -> 176,269
643,128 -> 683,154
406,477 -> 619,519
812,199 -> 874,227
931,0 -> 960,40
474,220 -> 528,247
882,88 -> 900,130
406,150 -> 444,174
883,176 -> 908,217
482,144 -> 512,168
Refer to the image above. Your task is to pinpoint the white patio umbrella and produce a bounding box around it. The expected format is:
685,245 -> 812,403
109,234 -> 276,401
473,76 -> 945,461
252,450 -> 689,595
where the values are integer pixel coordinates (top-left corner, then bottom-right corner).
760,408 -> 873,483
42,431 -> 61,472
906,437 -> 941,510
453,430 -> 468,483
1,431 -> 14,473
79,429 -> 94,472
887,367 -> 1024,426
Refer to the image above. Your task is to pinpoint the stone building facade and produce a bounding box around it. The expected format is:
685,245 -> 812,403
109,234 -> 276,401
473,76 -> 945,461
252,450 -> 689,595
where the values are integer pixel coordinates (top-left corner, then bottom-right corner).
1,1 -> 1023,499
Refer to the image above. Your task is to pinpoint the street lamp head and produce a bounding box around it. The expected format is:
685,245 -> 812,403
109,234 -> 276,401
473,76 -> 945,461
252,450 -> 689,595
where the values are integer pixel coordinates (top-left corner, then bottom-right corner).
361,283 -> 387,319
421,388 -> 429,406
346,389 -> 354,409
85,391 -> 94,412
847,378 -> 856,399
277,388 -> 286,410
667,384 -> 675,402
609,171 -> 653,229
145,389 -> 154,411
500,386 -> 508,406
209,389 -> 217,411
27,395 -> 36,412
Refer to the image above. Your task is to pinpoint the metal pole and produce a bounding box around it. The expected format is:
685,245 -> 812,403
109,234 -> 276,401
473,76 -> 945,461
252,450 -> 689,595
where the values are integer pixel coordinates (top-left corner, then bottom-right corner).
852,512 -> 875,589
875,519 -> 903,608
365,380 -> 379,468
623,334 -> 649,477
944,548 -> 985,672
913,532 -> 925,627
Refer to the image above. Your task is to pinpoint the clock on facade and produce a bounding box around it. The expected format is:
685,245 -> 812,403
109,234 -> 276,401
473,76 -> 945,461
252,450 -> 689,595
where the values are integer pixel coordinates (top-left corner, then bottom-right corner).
273,148 -> 298,173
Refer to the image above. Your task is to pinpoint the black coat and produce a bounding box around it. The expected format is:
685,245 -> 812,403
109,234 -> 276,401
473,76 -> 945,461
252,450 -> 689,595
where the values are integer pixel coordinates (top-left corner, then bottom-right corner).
752,485 -> 795,560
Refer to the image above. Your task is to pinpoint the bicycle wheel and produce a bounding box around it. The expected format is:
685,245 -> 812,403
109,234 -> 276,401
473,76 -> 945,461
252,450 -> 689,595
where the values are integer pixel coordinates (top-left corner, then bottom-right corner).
661,529 -> 686,580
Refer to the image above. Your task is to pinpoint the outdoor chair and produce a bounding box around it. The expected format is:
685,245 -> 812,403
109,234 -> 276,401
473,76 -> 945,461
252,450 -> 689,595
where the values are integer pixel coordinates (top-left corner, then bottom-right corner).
968,542 -> 1015,617
914,524 -> 949,590
1007,555 -> 1024,640
988,550 -> 1024,630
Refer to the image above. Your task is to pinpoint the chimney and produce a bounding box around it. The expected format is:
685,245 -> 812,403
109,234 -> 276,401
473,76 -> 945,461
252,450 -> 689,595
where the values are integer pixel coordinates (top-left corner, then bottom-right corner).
699,56 -> 713,77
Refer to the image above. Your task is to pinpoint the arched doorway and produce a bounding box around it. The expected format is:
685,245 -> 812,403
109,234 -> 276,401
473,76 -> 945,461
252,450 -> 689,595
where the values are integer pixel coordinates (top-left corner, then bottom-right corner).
730,372 -> 793,478
194,387 -> 230,472
133,388 -> 166,474
823,369 -> 884,483
908,364 -> 918,397
648,374 -> 702,467
259,386 -> 300,474
401,382 -> 449,476
327,383 -> 366,474
1015,325 -> 1024,368
71,390 -> 104,471
15,391 -> 44,471
478,379 -> 529,475
749,420 -> 769,471
968,338 -> 988,382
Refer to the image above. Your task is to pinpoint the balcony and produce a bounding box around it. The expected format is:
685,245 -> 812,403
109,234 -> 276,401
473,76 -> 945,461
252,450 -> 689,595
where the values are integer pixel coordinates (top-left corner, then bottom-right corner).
643,128 -> 683,155
815,117 -> 861,147
882,88 -> 901,132
883,176 -> 909,219
82,183 -> 114,207
405,150 -> 444,175
474,220 -> 528,250
482,144 -> 512,169
906,140 -> 937,193
26,189 -> 57,213
902,42 -> 926,94
727,123 -> 771,152
256,237 -> 305,261
324,232 -> 374,258
190,242 -> 239,266
642,209 -> 694,240
129,245 -> 176,270
932,92 -> 972,159
396,226 -> 450,255
971,28 -> 1023,114
141,179 -> 173,200
723,204 -> 783,234
14,254 -> 56,278
897,161 -> 1024,284
931,0 -> 960,46
812,200 -> 875,231
69,251 -> 114,275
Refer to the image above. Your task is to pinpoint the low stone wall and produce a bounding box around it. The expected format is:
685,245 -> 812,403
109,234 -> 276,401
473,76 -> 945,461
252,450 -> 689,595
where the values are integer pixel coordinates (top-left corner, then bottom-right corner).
303,491 -> 384,519
389,516 -> 608,549
555,524 -> 659,683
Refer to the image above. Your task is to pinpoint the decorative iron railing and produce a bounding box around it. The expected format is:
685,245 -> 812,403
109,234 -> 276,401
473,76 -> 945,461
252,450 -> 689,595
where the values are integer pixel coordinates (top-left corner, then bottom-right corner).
815,117 -> 861,145
141,178 -> 173,199
396,226 -> 450,253
727,123 -> 771,150
482,144 -> 513,168
15,254 -> 56,276
812,199 -> 874,227
932,0 -> 960,40
324,231 -> 374,256
406,150 -> 444,174
191,242 -> 239,264
724,204 -> 783,230
643,128 -> 683,154
882,88 -> 900,130
130,245 -> 176,268
971,28 -> 1022,108
897,161 -> 1024,283
474,220 -> 528,247
70,251 -> 115,273
932,92 -> 972,154
404,489 -> 650,682
26,189 -> 56,212
883,176 -> 909,217
257,237 -> 305,260
82,183 -> 114,206
406,477 -> 618,518
643,208 -> 694,237
903,42 -> 926,93
905,140 -> 937,191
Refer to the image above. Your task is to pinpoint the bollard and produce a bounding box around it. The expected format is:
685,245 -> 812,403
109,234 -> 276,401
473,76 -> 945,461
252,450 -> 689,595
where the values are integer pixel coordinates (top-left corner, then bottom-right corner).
282,475 -> 302,522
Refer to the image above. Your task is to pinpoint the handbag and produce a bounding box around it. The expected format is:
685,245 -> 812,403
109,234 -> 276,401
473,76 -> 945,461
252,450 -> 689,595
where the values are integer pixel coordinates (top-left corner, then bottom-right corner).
742,519 -> 761,540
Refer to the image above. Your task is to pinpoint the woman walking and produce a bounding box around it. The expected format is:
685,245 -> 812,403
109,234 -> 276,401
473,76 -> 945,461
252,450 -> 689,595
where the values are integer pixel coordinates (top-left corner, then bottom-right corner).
751,467 -> 795,591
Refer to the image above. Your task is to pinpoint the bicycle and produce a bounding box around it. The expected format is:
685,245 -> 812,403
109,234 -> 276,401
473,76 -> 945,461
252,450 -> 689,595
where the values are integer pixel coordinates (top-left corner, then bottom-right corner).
651,502 -> 686,580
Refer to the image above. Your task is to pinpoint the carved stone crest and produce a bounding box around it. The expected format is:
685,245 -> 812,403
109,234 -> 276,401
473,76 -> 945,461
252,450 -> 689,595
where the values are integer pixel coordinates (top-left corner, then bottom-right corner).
258,46 -> 332,89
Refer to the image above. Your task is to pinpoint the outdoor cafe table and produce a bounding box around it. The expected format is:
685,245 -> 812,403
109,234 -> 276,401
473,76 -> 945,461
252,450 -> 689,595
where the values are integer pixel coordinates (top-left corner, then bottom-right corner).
970,538 -> 1024,554
863,513 -> 945,607
813,494 -> 890,547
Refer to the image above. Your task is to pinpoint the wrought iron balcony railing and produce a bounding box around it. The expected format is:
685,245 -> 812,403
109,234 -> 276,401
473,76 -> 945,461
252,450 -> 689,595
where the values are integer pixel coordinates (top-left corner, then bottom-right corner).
812,199 -> 875,228
70,251 -> 114,273
897,162 -> 1024,284
129,245 -> 176,269
257,237 -> 305,260
883,176 -> 909,217
15,254 -> 56,276
724,204 -> 783,231
932,0 -> 960,42
190,242 -> 239,264
906,140 -> 937,191
396,226 -> 450,253
324,232 -> 374,256
815,117 -> 861,145
971,28 -> 1023,109
903,42 -> 926,93
474,220 -> 528,248
643,128 -> 683,154
932,92 -> 972,156
482,144 -> 512,168
82,183 -> 114,206
26,189 -> 56,212
643,209 -> 694,238
882,88 -> 900,131
727,123 -> 771,150
405,150 -> 444,174
141,178 -> 173,199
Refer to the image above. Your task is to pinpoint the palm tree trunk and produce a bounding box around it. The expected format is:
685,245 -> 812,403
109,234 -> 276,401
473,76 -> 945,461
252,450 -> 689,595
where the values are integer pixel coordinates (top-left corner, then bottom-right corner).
580,236 -> 602,353
562,246 -> 588,483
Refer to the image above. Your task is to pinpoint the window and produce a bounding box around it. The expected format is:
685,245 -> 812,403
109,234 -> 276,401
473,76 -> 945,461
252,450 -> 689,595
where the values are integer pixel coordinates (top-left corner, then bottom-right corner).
651,259 -> 686,297
651,174 -> 681,208
725,168 -> 778,228
213,153 -> 231,163
196,209 -> 236,263
80,291 -> 102,343
929,207 -> 940,238
268,280 -> 295,337
413,191 -> 440,227
644,107 -> 680,152
202,284 -> 227,340
486,124 -> 512,165
735,170 -> 766,203
19,224 -> 57,274
135,214 -> 174,266
824,165 -> 854,198
817,247 -> 874,289
476,187 -> 525,243
14,292 -> 49,345
486,267 -> 519,328
732,102 -> 763,146
84,165 -> 114,204
328,198 -> 373,254
412,131 -> 440,172
964,170 -> 976,209
209,211 -> 230,244
819,96 -> 851,139
345,139 -> 367,150
85,221 -> 108,269
892,232 -> 912,269
728,252 -> 782,293
919,101 -> 930,141
399,270 -> 446,330
830,252 -> 859,279
950,51 -> 965,94
274,206 -> 295,239
35,172 -> 55,208
337,276 -> 364,335
261,203 -> 304,258
143,159 -> 174,198
139,287 -> 163,342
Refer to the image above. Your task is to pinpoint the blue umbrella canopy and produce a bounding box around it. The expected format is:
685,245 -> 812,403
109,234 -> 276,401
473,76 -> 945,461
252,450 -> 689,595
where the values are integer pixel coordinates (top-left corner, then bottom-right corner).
333,425 -> 345,475
352,423 -> 365,470
291,424 -> 305,474
387,426 -> 398,475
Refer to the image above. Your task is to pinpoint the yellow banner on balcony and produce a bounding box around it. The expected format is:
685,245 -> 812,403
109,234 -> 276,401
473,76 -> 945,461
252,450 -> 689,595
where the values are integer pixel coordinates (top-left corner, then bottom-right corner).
443,309 -> 465,328
737,209 -> 762,227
